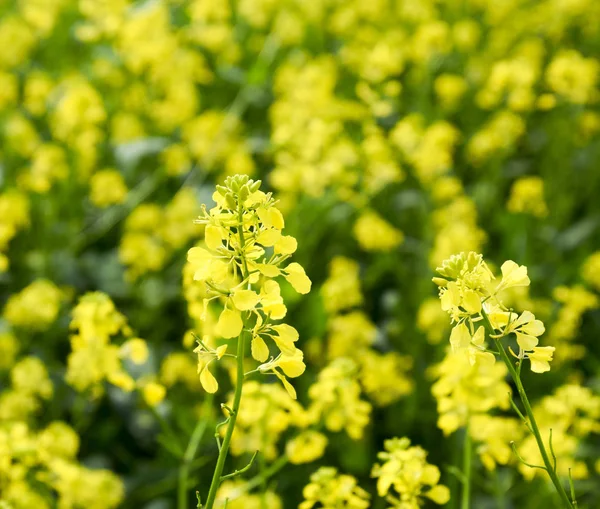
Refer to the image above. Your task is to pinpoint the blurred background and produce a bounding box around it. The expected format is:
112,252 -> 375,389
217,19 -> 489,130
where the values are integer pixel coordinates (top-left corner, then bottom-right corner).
1,0 -> 600,507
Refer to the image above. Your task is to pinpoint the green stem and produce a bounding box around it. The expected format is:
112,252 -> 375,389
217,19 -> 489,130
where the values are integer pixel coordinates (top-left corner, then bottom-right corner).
493,470 -> 507,509
480,310 -> 573,509
178,397 -> 213,509
461,423 -> 471,509
203,327 -> 247,509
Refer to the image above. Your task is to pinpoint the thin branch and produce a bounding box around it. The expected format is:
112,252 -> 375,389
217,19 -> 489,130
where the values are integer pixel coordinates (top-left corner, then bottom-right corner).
510,442 -> 547,472
220,451 -> 259,482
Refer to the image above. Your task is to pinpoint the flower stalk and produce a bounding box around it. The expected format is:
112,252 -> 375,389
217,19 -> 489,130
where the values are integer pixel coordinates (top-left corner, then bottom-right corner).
481,309 -> 573,509
461,423 -> 471,509
187,175 -> 311,507
434,252 -> 576,509
203,324 -> 247,509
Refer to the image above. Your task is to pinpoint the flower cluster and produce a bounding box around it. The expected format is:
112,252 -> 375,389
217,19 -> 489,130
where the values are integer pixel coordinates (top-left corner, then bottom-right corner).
3,279 -> 63,330
300,467 -> 370,509
0,362 -> 123,509
187,175 -> 311,397
319,257 -> 413,407
430,351 -> 511,436
372,437 -> 450,508
434,252 -> 555,373
66,292 -> 162,406
225,381 -> 307,461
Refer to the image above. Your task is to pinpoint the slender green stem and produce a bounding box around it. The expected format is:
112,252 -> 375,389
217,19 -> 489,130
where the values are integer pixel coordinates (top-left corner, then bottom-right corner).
258,430 -> 268,509
493,470 -> 507,509
203,326 -> 247,509
461,423 -> 471,509
178,397 -> 213,509
480,310 -> 574,509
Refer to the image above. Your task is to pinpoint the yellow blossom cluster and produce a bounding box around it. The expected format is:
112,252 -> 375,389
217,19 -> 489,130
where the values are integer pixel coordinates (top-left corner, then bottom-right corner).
120,188 -> 200,280
320,257 -> 413,407
187,175 -> 311,398
0,421 -> 123,509
430,351 -> 511,436
582,251 -> 600,291
300,467 -> 370,509
307,358 -> 371,440
372,437 -> 450,508
0,355 -> 123,508
225,381 -> 307,461
547,285 -> 599,362
507,176 -> 549,218
434,252 -> 555,373
0,0 -> 599,503
3,279 -> 63,330
66,292 -> 162,405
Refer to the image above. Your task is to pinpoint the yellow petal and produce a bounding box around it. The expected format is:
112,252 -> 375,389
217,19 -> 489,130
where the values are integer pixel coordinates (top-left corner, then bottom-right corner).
269,207 -> 285,230
204,225 -> 223,251
268,303 -> 287,320
215,344 -> 228,359
470,349 -> 496,367
462,289 -> 482,314
276,372 -> 296,399
284,262 -> 311,294
256,228 -> 281,247
274,235 -> 298,255
232,289 -> 260,311
271,324 -> 299,343
251,335 -> 269,362
449,322 -> 470,352
209,259 -> 229,283
216,308 -> 243,338
187,247 -> 212,281
200,365 -> 219,393
471,326 -> 485,347
256,264 -> 280,277
500,260 -> 530,289
530,359 -> 550,373
278,351 -> 306,378
426,485 -> 450,505
421,464 -> 441,485
516,332 -> 538,351
142,382 -> 166,407
271,324 -> 299,355
187,246 -> 211,264
258,207 -> 285,230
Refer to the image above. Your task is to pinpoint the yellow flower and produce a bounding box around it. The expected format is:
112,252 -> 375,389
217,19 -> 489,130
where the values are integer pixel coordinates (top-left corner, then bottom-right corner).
526,346 -> 555,373
372,437 -> 449,506
89,168 -> 128,208
503,310 -> 545,351
300,467 -> 370,509
286,431 -> 328,464
283,262 -> 312,294
321,257 -> 363,314
258,349 -> 305,399
496,260 -> 530,292
142,382 -> 166,407
506,177 -> 548,218
120,338 -> 149,365
195,342 -> 228,393
216,308 -> 243,338
353,210 -> 403,252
